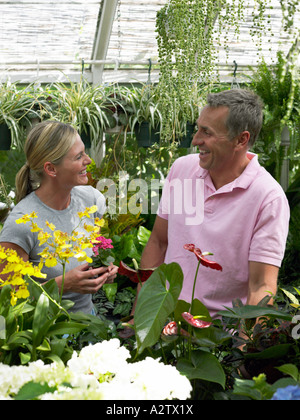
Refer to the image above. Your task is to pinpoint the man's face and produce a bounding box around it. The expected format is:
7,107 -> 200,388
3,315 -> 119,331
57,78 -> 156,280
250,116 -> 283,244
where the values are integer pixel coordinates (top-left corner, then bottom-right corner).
192,106 -> 237,174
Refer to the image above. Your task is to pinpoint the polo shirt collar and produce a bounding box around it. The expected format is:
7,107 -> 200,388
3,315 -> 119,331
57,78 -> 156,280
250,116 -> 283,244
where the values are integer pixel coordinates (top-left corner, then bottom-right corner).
196,152 -> 260,193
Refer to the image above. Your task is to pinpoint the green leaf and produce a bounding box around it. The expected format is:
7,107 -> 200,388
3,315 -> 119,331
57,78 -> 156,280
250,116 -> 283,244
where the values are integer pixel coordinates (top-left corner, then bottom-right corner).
137,226 -> 151,247
14,381 -> 57,400
244,344 -> 291,360
47,321 -> 88,336
276,364 -> 299,382
232,378 -> 263,400
281,288 -> 300,306
19,352 -> 31,365
32,294 -> 49,345
103,283 -> 118,303
190,298 -> 212,322
44,353 -> 65,366
177,350 -> 226,389
174,300 -> 190,323
218,305 -> 292,321
36,338 -> 51,352
193,325 -> 232,347
134,263 -> 183,355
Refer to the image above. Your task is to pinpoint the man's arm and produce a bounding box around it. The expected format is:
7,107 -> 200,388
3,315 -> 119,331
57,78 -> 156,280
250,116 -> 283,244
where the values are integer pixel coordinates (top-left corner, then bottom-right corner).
247,261 -> 279,306
238,261 -> 279,350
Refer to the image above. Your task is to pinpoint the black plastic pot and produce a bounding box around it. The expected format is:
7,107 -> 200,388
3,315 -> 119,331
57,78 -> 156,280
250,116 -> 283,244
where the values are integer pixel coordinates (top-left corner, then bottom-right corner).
0,123 -> 12,150
134,122 -> 160,148
177,122 -> 195,148
80,126 -> 92,149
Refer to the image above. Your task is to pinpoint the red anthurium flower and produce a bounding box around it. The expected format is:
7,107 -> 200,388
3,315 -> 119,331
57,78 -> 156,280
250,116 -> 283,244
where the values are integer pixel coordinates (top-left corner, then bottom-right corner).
182,312 -> 212,329
183,244 -> 222,271
118,261 -> 155,284
162,321 -> 190,338
162,321 -> 178,336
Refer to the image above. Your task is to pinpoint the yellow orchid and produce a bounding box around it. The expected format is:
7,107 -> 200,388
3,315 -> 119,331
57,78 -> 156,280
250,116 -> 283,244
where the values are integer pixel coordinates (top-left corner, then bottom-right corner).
45,221 -> 56,231
16,285 -> 30,300
77,205 -> 98,219
16,211 -> 37,224
95,217 -> 105,227
74,250 -> 92,263
38,230 -> 53,246
7,206 -> 107,305
31,222 -> 42,233
45,255 -> 58,268
83,223 -> 97,233
0,245 -> 45,306
10,292 -> 18,306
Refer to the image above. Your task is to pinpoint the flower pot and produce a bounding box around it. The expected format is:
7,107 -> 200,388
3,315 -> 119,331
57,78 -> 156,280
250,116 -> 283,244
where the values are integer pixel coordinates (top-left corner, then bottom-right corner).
0,207 -> 10,223
177,122 -> 195,148
134,122 -> 160,148
0,123 -> 12,150
79,127 -> 92,149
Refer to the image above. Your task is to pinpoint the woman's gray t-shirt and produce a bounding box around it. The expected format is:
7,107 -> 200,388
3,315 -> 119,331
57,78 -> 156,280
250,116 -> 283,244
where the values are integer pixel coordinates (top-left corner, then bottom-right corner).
0,186 -> 106,313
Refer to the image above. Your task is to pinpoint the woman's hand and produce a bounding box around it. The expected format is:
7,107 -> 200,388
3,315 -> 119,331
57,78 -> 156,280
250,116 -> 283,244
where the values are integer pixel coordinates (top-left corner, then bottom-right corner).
105,263 -> 118,284
56,263 -> 118,295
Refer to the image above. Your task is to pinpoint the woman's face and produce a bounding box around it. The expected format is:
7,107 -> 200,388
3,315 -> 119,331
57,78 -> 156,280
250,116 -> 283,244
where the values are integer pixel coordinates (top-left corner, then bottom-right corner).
55,134 -> 92,189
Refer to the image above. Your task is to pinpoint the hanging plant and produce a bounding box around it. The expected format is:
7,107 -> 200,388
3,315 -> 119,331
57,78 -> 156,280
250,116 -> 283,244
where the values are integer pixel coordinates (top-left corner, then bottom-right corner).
155,0 -> 298,143
156,0 -> 243,142
248,50 -> 300,181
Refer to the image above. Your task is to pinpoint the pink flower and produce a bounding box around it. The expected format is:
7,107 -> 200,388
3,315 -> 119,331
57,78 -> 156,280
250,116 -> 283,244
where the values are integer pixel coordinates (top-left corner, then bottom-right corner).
162,321 -> 190,338
184,244 -> 222,271
182,312 -> 212,329
92,236 -> 114,255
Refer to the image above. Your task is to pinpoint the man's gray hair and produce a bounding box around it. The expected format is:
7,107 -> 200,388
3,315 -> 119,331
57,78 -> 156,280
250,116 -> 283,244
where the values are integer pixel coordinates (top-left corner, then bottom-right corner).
207,89 -> 264,148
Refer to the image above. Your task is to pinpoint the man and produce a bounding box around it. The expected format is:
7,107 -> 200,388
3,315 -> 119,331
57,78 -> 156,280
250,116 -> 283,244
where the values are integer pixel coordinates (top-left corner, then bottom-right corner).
139,89 -> 290,318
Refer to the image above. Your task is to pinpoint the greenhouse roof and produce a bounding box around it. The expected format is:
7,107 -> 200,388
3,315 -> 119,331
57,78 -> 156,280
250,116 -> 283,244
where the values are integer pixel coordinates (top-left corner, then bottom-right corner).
0,0 -> 299,84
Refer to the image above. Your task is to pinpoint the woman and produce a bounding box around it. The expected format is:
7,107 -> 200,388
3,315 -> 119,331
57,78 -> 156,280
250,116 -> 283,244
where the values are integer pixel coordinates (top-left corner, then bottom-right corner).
0,120 -> 117,314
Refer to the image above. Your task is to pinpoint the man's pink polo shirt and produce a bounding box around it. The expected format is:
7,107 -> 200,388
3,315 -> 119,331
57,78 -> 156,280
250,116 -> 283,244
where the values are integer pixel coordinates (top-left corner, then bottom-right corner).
158,152 -> 290,318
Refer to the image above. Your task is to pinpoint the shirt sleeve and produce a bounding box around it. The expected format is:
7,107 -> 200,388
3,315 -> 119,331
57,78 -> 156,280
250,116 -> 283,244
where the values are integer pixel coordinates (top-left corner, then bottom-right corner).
249,195 -> 290,267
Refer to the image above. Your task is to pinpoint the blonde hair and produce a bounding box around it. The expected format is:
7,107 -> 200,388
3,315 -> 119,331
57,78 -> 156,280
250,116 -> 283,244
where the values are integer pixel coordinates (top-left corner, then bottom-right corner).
15,121 -> 77,203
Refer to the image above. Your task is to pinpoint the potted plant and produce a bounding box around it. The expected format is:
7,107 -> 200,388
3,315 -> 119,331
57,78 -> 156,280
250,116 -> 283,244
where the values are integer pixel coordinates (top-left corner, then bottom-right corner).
50,78 -> 115,148
155,0 -> 283,143
104,84 -> 134,135
0,174 -> 14,222
218,297 -> 296,384
127,84 -> 162,147
0,82 -> 41,150
170,91 -> 200,148
248,51 -> 300,182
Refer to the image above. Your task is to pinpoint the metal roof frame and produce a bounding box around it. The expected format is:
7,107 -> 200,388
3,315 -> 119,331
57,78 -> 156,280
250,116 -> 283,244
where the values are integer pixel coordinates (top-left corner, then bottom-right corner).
0,0 -> 299,85
91,0 -> 119,84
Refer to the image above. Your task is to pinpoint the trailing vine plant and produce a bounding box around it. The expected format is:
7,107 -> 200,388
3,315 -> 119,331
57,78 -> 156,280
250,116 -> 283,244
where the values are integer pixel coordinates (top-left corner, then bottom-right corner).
155,0 -> 299,143
249,51 -> 300,182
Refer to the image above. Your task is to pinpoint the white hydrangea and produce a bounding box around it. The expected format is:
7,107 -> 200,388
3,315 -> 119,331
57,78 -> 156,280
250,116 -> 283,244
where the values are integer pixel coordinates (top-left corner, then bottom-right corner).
67,338 -> 131,380
0,339 -> 192,400
116,357 -> 192,400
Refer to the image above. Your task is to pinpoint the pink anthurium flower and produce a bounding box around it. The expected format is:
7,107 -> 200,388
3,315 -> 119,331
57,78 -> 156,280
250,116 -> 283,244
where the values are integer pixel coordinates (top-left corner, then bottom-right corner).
184,244 -> 222,271
182,312 -> 212,329
162,321 -> 178,336
162,321 -> 190,337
